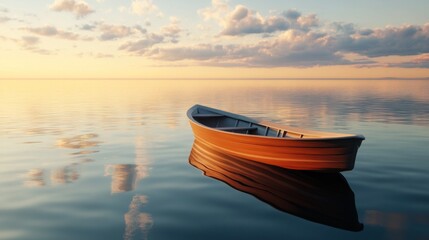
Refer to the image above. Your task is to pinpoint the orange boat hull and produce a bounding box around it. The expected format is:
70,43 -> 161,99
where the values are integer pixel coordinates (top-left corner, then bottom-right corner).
190,121 -> 362,171
191,111 -> 367,171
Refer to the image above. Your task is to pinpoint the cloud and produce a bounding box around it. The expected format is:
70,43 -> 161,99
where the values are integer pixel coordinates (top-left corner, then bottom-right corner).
99,24 -> 136,41
284,9 -> 300,20
117,2 -> 429,68
338,24 -> 429,57
147,44 -> 229,61
117,18 -> 183,53
161,17 -> 182,42
413,53 -> 429,63
145,29 -> 350,67
80,23 -> 146,41
21,36 -> 40,46
18,36 -> 53,55
0,16 -> 10,23
119,33 -> 164,54
388,54 -> 429,68
297,14 -> 319,30
248,31 -> 349,67
50,0 -> 94,18
140,10 -> 429,68
0,8 -> 15,24
24,26 -> 82,41
131,0 -> 162,17
198,2 -> 318,36
221,5 -> 290,36
198,0 -> 229,22
77,21 -> 148,41
79,23 -> 98,31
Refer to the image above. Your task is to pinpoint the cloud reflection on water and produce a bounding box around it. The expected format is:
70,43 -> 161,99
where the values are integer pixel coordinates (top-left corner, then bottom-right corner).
124,195 -> 153,240
24,169 -> 45,187
23,133 -> 99,188
56,133 -> 100,149
25,164 -> 80,187
104,134 -> 153,240
104,135 -> 149,193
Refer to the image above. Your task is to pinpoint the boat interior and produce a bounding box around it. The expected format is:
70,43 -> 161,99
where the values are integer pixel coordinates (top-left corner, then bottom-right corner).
192,107 -> 310,138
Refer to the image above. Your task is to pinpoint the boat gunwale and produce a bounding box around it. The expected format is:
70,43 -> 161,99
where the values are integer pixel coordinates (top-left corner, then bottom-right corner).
187,104 -> 365,141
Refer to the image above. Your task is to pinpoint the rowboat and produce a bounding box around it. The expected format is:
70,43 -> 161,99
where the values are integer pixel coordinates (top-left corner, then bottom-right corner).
189,140 -> 363,231
187,104 -> 364,171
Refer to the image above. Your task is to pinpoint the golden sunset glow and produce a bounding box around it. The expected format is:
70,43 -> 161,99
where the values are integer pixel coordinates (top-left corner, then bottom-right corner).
1,1 -> 429,78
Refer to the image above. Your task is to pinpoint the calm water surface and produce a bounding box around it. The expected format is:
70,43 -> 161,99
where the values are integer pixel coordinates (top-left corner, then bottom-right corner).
0,80 -> 428,240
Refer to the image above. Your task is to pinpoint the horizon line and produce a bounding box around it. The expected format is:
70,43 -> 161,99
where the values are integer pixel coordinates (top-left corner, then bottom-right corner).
1,77 -> 429,80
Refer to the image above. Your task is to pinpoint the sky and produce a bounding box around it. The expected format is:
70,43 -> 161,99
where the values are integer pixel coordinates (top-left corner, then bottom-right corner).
1,0 -> 429,79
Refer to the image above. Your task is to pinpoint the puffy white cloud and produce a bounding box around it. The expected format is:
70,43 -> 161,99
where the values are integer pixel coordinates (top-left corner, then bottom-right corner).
115,2 -> 429,68
337,23 -> 429,57
50,0 -> 94,18
145,29 -> 349,67
248,30 -> 349,67
198,3 -> 318,36
131,0 -> 162,16
221,5 -> 290,35
140,13 -> 429,68
297,14 -> 319,29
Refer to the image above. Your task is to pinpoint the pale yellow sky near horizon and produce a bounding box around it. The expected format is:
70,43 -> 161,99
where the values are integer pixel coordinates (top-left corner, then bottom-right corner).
2,51 -> 428,79
1,0 -> 429,78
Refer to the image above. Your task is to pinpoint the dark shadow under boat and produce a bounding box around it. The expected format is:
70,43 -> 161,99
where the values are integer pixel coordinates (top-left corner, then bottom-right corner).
189,140 -> 364,232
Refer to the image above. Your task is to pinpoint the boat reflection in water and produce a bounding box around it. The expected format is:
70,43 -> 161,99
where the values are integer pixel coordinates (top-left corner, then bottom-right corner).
189,140 -> 363,232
